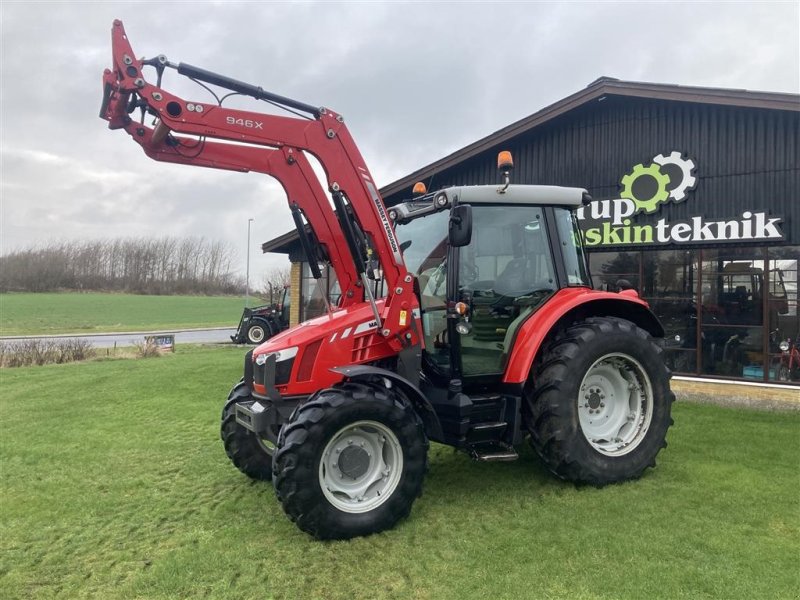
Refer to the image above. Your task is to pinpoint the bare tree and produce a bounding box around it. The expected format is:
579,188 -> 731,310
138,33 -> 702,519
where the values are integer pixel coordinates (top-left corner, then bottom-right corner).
0,236 -> 246,295
261,266 -> 291,304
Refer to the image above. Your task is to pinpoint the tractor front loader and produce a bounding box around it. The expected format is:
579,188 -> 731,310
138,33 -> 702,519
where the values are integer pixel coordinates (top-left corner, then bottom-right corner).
101,21 -> 674,540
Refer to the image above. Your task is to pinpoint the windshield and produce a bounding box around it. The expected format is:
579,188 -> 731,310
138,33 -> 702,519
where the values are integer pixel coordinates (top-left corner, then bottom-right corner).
395,210 -> 449,277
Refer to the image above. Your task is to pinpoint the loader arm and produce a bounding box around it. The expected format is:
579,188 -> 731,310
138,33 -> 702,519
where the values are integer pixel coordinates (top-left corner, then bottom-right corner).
100,20 -> 418,348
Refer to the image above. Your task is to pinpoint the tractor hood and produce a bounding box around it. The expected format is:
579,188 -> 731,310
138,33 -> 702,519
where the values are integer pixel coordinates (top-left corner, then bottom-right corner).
250,299 -> 390,398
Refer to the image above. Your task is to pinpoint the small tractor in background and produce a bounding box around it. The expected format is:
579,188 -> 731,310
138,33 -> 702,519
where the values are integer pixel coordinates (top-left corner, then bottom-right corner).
231,286 -> 290,344
101,22 -> 675,540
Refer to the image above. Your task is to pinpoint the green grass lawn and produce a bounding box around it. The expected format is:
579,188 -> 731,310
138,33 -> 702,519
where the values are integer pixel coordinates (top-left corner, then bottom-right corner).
1,347 -> 798,599
0,292 -> 250,335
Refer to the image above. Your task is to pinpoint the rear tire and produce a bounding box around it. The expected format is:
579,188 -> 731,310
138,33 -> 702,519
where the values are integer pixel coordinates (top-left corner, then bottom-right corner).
524,317 -> 674,485
221,389 -> 273,481
273,382 -> 428,540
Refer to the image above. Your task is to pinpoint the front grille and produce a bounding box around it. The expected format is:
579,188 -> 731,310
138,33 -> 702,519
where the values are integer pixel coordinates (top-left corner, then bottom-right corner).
275,359 -> 294,385
253,358 -> 294,387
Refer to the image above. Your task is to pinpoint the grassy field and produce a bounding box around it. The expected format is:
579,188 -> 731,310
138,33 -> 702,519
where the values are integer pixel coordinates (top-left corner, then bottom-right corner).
0,292 -> 249,335
1,346 -> 798,599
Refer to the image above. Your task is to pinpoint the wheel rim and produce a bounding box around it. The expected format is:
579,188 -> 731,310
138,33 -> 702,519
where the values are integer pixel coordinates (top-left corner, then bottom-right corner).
319,420 -> 403,514
248,326 -> 265,343
578,353 -> 654,457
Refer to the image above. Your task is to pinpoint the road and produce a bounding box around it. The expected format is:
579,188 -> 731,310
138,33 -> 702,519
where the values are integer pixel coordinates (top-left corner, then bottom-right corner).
1,327 -> 239,349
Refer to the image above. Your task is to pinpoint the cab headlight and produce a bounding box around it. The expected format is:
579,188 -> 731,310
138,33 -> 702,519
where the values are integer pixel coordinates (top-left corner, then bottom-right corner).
255,346 -> 299,365
779,341 -> 790,353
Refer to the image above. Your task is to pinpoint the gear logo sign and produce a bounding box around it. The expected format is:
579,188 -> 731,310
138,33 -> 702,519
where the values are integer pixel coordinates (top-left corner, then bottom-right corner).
619,152 -> 697,214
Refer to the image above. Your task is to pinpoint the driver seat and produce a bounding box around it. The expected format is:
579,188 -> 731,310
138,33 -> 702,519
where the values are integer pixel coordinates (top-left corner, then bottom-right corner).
494,257 -> 537,297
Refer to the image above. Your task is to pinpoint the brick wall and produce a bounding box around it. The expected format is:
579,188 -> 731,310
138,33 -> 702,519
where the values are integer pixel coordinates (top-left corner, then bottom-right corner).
289,261 -> 301,326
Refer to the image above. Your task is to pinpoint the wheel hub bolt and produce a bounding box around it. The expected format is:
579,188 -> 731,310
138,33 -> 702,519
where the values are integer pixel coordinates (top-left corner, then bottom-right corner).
600,403 -> 605,408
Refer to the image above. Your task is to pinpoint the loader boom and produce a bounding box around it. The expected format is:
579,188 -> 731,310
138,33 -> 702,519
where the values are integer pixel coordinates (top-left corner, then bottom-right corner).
100,20 -> 418,349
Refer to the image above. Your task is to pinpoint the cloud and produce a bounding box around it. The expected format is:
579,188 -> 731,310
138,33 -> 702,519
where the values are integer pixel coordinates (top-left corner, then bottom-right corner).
1,1 -> 798,282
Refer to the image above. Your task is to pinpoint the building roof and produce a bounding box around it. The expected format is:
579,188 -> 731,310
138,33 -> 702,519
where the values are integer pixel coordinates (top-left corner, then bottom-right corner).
263,77 -> 799,254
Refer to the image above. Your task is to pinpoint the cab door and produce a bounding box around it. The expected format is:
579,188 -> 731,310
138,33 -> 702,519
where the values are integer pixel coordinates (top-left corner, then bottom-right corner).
449,204 -> 556,380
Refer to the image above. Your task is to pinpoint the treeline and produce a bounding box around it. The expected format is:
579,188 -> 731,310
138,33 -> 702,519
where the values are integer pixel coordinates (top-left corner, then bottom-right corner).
0,237 -> 244,294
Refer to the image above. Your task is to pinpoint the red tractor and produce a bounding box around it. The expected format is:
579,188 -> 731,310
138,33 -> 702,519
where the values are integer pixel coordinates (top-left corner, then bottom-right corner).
100,22 -> 674,540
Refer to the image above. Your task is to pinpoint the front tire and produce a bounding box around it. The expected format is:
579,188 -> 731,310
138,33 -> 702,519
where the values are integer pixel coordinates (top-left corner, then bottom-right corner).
524,317 -> 674,485
273,382 -> 428,540
221,385 -> 273,481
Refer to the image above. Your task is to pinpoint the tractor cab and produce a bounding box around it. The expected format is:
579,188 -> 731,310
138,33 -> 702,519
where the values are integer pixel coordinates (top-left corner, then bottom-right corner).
393,185 -> 589,387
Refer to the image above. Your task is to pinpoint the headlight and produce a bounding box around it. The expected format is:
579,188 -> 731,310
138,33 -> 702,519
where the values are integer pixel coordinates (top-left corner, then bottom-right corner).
780,341 -> 790,353
455,321 -> 472,335
255,346 -> 299,365
674,334 -> 681,343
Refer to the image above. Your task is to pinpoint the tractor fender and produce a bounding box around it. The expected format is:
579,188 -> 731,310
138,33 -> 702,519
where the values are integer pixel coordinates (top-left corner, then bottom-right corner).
330,365 -> 444,441
503,288 -> 665,385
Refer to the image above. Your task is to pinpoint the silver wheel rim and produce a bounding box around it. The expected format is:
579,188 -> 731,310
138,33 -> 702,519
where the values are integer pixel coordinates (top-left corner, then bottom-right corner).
319,420 -> 403,514
248,326 -> 265,343
578,353 -> 654,456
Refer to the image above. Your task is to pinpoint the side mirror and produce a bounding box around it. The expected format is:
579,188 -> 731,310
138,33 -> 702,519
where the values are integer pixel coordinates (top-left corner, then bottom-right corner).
448,204 -> 472,247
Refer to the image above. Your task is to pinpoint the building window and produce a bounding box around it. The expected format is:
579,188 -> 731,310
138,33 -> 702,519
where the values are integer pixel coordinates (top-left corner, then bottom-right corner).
768,246 -> 799,383
589,251 -> 641,291
300,263 -> 340,321
587,246 -> 798,386
698,248 -> 768,378
640,249 -> 698,376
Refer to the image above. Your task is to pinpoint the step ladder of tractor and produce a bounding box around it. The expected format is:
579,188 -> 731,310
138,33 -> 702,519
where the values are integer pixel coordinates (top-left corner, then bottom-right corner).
469,421 -> 507,434
467,440 -> 519,462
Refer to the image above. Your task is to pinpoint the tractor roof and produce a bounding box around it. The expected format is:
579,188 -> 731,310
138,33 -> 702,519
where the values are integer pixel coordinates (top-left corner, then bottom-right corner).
444,184 -> 588,208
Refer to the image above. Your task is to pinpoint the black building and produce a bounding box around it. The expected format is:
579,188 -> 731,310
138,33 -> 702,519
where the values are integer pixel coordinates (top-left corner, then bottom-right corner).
264,78 -> 799,386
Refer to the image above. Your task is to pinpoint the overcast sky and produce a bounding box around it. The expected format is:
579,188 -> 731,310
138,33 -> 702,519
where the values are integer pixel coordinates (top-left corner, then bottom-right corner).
2,1 -> 798,284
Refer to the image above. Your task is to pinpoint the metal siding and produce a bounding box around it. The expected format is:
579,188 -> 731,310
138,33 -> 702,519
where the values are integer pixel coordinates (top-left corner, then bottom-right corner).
383,97 -> 799,245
